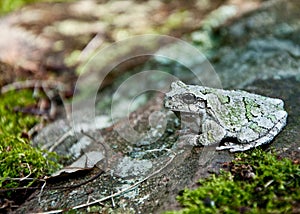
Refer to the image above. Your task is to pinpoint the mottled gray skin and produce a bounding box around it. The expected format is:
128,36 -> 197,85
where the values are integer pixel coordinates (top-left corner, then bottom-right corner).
164,81 -> 288,152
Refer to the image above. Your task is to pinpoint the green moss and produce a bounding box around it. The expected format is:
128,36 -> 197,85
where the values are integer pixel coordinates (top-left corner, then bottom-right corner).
0,0 -> 74,15
0,90 -> 61,189
0,0 -> 34,14
0,90 -> 39,135
160,10 -> 191,34
166,149 -> 300,214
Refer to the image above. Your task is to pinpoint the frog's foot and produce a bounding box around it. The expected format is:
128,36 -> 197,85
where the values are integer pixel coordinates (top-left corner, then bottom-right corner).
217,142 -> 254,152
195,119 -> 226,146
177,133 -> 216,147
197,134 -> 219,146
177,134 -> 201,146
177,129 -> 198,136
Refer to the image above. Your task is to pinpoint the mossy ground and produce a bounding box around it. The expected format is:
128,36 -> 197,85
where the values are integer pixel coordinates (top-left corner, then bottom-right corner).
0,0 -> 73,15
167,149 -> 300,214
0,90 -> 61,192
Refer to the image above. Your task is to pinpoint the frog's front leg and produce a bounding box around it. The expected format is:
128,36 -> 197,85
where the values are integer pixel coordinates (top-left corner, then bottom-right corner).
194,119 -> 226,146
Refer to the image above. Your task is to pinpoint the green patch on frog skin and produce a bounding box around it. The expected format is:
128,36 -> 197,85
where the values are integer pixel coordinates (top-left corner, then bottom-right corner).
267,114 -> 277,123
202,89 -> 229,104
166,149 -> 300,214
217,94 -> 230,104
249,122 -> 263,133
201,88 -> 215,95
207,131 -> 214,143
244,98 -> 260,120
0,90 -> 61,191
222,105 -> 244,127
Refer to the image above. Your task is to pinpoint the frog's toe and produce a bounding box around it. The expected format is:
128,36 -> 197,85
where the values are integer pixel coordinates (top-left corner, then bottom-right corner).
188,135 -> 200,146
228,144 -> 254,152
216,142 -> 235,151
217,143 -> 254,152
177,134 -> 200,146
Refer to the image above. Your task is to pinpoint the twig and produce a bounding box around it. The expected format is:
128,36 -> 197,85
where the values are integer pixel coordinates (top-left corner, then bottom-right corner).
1,80 -> 67,94
27,122 -> 46,138
264,180 -> 274,188
21,163 -> 32,181
1,80 -> 72,120
33,210 -> 64,214
46,129 -> 73,152
0,177 -> 46,193
0,186 -> 40,192
79,32 -> 103,62
111,191 -> 115,208
42,84 -> 57,119
38,180 -> 47,203
2,177 -> 36,182
86,196 -> 104,206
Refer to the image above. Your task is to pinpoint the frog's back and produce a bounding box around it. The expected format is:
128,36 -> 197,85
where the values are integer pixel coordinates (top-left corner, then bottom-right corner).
201,87 -> 287,135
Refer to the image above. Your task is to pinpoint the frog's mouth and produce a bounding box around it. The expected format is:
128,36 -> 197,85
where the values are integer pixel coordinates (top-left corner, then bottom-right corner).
168,109 -> 190,118
173,110 -> 181,118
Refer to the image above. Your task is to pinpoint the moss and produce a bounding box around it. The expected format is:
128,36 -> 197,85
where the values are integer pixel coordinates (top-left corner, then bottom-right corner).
0,0 -> 74,15
0,0 -> 36,14
160,10 -> 191,34
0,90 -> 39,135
166,149 -> 300,214
0,90 -> 61,189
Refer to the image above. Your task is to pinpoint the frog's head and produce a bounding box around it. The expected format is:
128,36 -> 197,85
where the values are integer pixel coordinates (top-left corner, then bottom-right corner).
164,81 -> 207,114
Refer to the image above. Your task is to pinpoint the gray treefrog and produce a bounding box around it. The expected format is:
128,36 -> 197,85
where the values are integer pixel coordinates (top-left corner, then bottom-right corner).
164,81 -> 288,152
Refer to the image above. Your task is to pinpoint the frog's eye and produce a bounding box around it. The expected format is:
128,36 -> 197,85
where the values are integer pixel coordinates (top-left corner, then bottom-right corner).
182,93 -> 197,104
